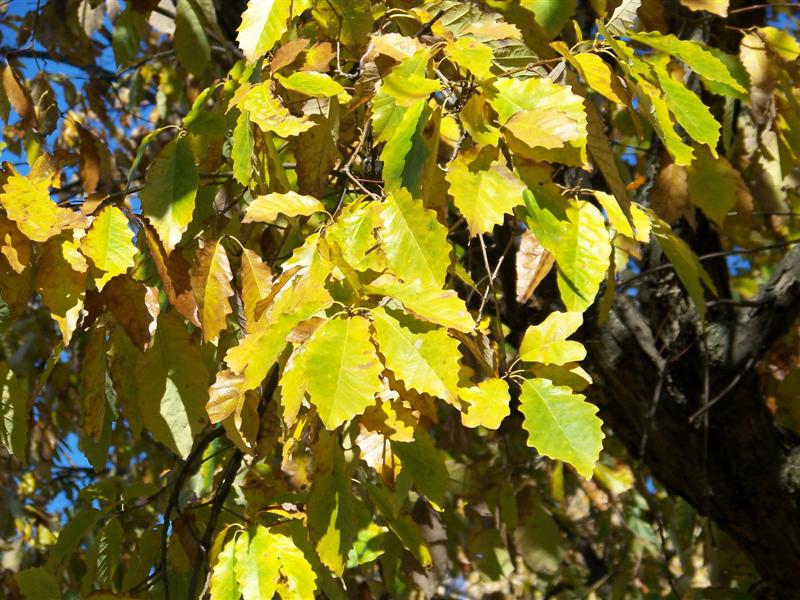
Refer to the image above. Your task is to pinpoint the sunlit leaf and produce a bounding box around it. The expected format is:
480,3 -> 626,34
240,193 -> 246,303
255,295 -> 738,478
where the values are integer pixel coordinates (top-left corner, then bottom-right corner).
190,239 -> 234,343
79,205 -> 137,290
460,378 -> 510,429
242,191 -> 325,224
519,311 -> 586,366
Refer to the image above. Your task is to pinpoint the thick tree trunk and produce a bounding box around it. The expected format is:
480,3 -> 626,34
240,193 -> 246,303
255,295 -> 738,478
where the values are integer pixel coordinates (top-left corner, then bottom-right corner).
586,246 -> 800,598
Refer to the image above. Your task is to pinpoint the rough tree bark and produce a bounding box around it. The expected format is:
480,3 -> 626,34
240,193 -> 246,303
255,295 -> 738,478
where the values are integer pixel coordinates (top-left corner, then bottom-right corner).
586,246 -> 800,598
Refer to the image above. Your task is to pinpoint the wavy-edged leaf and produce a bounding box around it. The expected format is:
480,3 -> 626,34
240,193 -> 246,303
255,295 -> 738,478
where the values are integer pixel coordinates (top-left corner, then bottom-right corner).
605,0 -> 641,35
190,239 -> 234,343
234,527 -> 280,600
519,377 -> 604,479
519,312 -> 586,365
554,201 -> 611,312
240,248 -> 272,331
392,429 -> 449,510
239,82 -> 314,137
445,157 -> 526,237
79,205 -> 137,290
1,364 -> 27,457
242,191 -> 324,223
516,230 -> 555,303
378,188 -> 450,287
459,378 -> 510,430
0,163 -> 81,243
81,323 -> 107,441
371,306 -> 460,404
0,214 -> 32,274
444,38 -> 494,79
303,315 -> 383,430
139,136 -> 198,253
380,99 -> 431,194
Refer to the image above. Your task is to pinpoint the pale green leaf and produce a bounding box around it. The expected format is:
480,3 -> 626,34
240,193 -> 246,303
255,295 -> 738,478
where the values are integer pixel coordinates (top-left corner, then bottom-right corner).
554,201 -> 611,312
605,0 -> 641,36
210,534 -> 241,599
522,0 -> 576,38
304,315 -> 383,430
234,527 -> 280,600
519,311 -> 586,365
94,517 -> 123,587
272,529 -> 318,600
444,38 -> 494,79
190,239 -> 234,343
0,364 -> 27,457
137,312 -> 209,457
445,157 -> 526,237
371,306 -> 460,404
79,205 -> 137,290
243,191 -> 325,223
633,73 -> 696,166
459,378 -> 510,430
139,136 -> 198,253
378,189 -> 450,288
687,150 -> 742,227
519,378 -> 604,479
380,99 -> 432,194
237,0 -> 305,61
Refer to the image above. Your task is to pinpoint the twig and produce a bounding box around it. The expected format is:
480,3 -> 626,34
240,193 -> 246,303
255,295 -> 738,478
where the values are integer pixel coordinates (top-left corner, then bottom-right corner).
729,3 -> 800,14
689,357 -> 756,422
413,9 -> 445,38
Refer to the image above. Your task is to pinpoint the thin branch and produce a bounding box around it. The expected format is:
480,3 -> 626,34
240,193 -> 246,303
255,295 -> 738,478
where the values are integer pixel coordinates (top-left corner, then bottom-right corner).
729,2 -> 800,13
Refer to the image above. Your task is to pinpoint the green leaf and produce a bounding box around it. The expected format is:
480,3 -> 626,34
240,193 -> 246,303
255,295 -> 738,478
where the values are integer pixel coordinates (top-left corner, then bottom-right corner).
445,157 -> 526,237
139,136 -> 198,253
79,205 -> 137,291
628,31 -> 747,97
378,189 -> 450,288
308,432 -> 358,575
0,364 -> 27,457
370,306 -> 460,404
190,239 -> 234,343
94,516 -> 123,587
111,9 -> 145,67
519,378 -> 604,479
444,38 -> 494,79
210,534 -> 241,599
232,110 -> 254,186
276,71 -> 345,97
234,527 -> 280,600
137,312 -> 209,457
651,216 -> 716,318
47,508 -> 101,569
459,378 -> 511,430
522,0 -> 576,38
237,0 -> 305,62
554,201 -> 611,312
380,99 -> 432,194
175,0 -> 211,76
652,60 -> 720,155
392,429 -> 449,509
519,311 -> 586,365
303,315 -> 383,430
16,567 -> 61,600
242,191 -> 325,223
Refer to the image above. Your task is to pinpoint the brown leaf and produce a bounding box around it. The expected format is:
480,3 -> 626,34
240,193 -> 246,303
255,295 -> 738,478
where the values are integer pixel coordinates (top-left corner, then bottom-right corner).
271,38 -> 309,74
141,219 -> 199,326
286,316 -> 325,344
292,115 -> 337,198
78,125 -> 101,194
650,160 -> 691,225
516,230 -> 555,304
81,323 -> 107,441
2,65 -> 34,125
101,275 -> 160,351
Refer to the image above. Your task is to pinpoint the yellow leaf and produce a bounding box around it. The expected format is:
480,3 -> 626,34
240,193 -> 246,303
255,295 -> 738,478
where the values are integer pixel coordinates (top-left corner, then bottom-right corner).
460,378 -> 510,429
237,0 -> 307,62
240,249 -> 272,332
444,38 -> 494,80
519,312 -> 586,365
679,0 -> 728,17
35,236 -> 87,345
79,205 -> 137,290
242,191 -> 325,223
0,215 -> 32,274
238,82 -> 314,137
190,239 -> 234,343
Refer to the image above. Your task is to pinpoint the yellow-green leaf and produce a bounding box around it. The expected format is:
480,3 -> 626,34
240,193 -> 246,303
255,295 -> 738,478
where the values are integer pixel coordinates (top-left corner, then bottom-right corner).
190,239 -> 234,343
303,315 -> 382,430
35,236 -> 87,345
1,364 -> 27,457
139,136 -> 198,253
210,534 -> 240,599
554,201 -> 611,312
392,429 -> 449,509
445,157 -> 526,237
240,248 -> 272,332
276,71 -> 344,97
519,311 -> 586,365
444,38 -> 494,79
687,149 -> 742,227
237,0 -> 304,62
239,82 -> 314,137
243,191 -> 324,224
519,377 -> 604,479
234,527 -> 280,600
378,189 -> 450,288
370,306 -> 460,404
79,205 -> 137,290
81,324 -> 107,441
232,110 -> 254,186
459,378 -> 510,430
175,0 -> 210,75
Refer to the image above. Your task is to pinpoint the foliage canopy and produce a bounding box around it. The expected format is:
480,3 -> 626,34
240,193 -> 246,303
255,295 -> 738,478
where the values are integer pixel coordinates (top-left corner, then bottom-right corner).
1,0 -> 800,598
